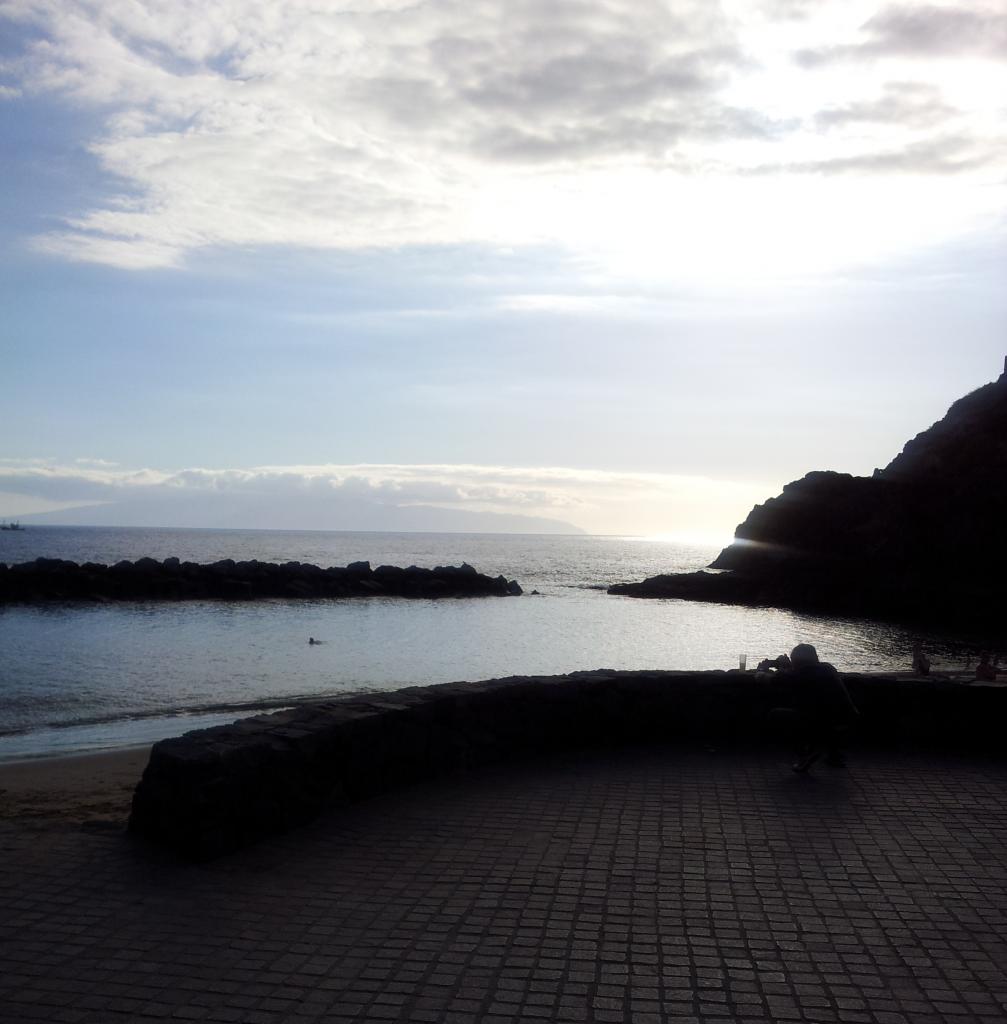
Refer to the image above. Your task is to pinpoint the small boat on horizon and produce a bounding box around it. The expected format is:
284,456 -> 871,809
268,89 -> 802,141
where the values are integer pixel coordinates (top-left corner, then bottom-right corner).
0,520 -> 25,530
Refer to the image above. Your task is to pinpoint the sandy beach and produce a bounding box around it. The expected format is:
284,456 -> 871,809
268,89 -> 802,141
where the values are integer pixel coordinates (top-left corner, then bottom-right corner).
0,745 -> 150,825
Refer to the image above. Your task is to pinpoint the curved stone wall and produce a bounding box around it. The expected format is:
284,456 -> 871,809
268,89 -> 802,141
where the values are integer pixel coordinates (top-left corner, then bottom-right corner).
128,670 -> 1006,860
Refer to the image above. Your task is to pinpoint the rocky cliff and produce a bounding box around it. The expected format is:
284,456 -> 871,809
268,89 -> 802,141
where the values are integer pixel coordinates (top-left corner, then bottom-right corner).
610,366 -> 1007,632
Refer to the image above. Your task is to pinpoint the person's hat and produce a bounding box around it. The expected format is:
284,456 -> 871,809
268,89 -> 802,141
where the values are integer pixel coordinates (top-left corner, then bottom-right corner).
790,643 -> 819,667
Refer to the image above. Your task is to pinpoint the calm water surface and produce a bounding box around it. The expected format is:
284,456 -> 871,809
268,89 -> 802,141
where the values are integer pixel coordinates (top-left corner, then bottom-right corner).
0,526 -> 969,759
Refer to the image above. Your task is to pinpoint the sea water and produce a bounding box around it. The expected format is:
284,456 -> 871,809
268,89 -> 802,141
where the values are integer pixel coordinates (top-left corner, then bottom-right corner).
0,526 -> 965,759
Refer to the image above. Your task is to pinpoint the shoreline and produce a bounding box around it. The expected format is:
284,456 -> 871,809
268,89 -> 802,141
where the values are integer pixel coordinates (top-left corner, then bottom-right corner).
3,667 -> 1002,764
3,669 -> 1004,828
0,744 -> 151,825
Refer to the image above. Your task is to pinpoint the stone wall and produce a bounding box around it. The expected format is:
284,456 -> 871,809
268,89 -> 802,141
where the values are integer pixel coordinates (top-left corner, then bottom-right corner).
128,670 -> 1006,860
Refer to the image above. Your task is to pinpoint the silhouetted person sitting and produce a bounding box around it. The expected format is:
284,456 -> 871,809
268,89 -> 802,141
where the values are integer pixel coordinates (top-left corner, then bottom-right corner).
912,642 -> 931,676
975,651 -> 996,681
757,654 -> 792,673
769,643 -> 859,773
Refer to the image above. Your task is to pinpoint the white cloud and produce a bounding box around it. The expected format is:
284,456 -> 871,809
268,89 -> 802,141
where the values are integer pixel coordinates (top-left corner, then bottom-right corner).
1,0 -> 1003,272
495,293 -> 646,314
0,460 -> 778,541
796,3 -> 1007,63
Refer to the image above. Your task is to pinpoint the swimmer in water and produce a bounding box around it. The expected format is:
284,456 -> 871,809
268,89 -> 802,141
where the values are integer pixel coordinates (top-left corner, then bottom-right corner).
308,637 -> 322,645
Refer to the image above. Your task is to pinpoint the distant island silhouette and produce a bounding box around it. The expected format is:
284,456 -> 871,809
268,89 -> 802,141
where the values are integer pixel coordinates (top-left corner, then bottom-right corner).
611,361 -> 1007,634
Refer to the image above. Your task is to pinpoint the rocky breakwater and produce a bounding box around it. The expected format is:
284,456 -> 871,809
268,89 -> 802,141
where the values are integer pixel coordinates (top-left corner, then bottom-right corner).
611,364 -> 1007,634
128,669 -> 1007,859
0,557 -> 522,603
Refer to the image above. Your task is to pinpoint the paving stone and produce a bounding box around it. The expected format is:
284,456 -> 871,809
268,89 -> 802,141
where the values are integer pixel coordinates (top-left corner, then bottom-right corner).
0,747 -> 1005,1024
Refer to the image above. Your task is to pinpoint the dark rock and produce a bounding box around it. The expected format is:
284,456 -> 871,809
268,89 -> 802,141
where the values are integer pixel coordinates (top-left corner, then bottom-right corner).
0,557 -> 522,604
284,580 -> 316,597
611,367 -> 1007,634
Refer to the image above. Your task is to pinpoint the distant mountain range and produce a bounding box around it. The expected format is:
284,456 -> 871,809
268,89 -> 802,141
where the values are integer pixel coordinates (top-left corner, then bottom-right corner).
17,495 -> 583,536
612,362 -> 1007,635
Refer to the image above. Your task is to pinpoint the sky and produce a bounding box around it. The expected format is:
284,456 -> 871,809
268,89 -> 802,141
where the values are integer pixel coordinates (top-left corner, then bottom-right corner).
1,0 -> 1005,542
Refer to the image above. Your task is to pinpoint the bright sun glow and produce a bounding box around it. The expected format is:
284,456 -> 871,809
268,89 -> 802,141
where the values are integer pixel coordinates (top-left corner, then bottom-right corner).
467,169 -> 1000,283
638,531 -> 734,549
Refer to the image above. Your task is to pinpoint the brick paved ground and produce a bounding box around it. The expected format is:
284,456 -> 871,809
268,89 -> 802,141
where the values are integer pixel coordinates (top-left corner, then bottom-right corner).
1,745 -> 1005,1024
